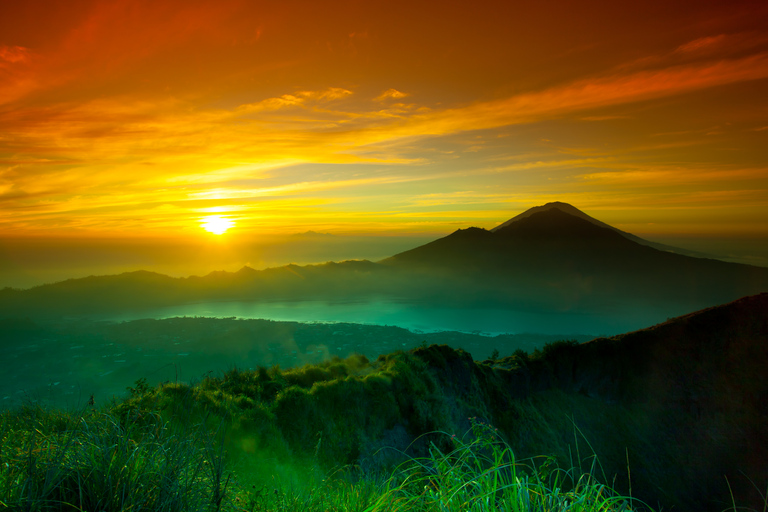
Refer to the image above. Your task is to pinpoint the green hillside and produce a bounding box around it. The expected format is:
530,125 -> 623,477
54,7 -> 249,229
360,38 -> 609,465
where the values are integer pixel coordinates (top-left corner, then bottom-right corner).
3,293 -> 767,511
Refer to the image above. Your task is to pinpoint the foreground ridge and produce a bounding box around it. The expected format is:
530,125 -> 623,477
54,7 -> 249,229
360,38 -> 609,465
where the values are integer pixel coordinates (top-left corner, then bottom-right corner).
5,294 -> 761,511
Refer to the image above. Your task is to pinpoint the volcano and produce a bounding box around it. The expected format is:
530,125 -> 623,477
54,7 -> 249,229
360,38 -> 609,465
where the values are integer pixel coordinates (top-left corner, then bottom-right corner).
383,202 -> 768,312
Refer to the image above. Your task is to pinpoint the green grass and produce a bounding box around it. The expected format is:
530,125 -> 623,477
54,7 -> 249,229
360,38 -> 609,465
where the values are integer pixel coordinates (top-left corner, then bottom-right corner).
0,402 -> 233,511
3,345 -> 764,512
1,396 -> 647,512
361,417 -> 647,512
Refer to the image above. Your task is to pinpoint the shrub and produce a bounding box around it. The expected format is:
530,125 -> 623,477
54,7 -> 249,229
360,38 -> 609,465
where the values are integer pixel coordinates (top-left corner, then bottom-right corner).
274,386 -> 321,452
284,365 -> 334,388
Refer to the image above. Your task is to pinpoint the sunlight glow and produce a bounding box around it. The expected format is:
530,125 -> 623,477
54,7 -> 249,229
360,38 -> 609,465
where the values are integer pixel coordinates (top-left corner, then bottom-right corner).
201,215 -> 234,235
1,3 -> 767,239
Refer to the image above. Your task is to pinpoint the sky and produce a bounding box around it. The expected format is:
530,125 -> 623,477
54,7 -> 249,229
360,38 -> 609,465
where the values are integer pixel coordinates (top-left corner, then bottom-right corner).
1,0 -> 768,285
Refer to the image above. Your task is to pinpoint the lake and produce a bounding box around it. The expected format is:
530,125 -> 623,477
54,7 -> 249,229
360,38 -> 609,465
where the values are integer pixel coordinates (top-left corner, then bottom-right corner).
97,298 -> 673,337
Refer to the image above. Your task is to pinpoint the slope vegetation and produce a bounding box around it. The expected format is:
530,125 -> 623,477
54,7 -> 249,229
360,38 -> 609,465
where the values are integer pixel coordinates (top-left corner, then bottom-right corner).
6,293 -> 759,511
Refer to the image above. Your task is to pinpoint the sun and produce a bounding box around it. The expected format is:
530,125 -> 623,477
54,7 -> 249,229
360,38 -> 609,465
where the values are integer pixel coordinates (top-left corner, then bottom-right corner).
201,215 -> 234,235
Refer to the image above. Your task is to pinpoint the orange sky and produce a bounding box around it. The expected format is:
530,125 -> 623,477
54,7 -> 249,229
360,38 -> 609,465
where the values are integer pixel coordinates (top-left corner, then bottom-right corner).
1,0 -> 768,240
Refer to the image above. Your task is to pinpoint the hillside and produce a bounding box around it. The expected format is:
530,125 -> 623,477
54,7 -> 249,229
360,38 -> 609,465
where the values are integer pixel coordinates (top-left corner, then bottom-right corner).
0,316 -> 592,409
0,260 -> 395,318
14,292 -> 756,511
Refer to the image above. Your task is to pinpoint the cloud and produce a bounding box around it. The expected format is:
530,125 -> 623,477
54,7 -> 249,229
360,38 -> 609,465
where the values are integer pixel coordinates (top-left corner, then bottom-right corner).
309,88 -> 354,101
237,95 -> 305,113
0,45 -> 38,105
0,1 -> 249,108
187,173 -> 434,201
578,165 -> 768,186
408,191 -> 510,207
581,115 -> 633,121
390,52 -> 768,139
0,45 -> 32,64
674,32 -> 768,57
375,89 -> 409,102
675,35 -> 730,55
237,87 -> 353,113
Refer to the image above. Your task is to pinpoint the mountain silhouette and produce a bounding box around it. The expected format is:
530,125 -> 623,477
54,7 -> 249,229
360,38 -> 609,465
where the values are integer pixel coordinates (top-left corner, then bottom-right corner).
1,202 -> 766,327
491,201 -> 711,257
385,203 -> 713,268
383,203 -> 768,312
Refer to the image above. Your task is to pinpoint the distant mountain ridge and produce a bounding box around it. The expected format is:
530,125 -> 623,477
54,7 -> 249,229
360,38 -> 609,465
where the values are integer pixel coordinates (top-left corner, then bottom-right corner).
1,202 -> 766,333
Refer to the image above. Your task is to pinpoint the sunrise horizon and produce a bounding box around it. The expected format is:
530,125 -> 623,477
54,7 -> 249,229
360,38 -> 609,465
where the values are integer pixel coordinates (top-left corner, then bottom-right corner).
2,1 -> 768,248
2,198 -> 768,291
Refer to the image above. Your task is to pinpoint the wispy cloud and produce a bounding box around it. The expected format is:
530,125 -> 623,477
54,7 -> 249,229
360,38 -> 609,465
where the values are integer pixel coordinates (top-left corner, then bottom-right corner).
674,32 -> 768,57
375,89 -> 409,102
1,1 -> 767,237
581,115 -> 633,121
393,53 -> 768,139
675,35 -> 730,55
237,88 -> 353,113
408,191 -> 510,207
188,173 -> 437,201
579,165 -> 768,186
0,45 -> 32,64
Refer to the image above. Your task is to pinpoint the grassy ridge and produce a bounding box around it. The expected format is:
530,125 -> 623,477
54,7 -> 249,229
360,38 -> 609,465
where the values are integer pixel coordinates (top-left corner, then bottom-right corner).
1,345 -> 650,512
4,294 -> 767,510
3,333 -> 766,511
0,400 -> 643,512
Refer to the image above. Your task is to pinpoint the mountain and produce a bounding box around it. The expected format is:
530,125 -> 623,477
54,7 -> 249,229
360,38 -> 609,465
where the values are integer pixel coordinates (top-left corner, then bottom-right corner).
1,202 -> 766,330
0,260 -> 392,319
383,204 -> 768,314
385,202 -> 720,269
491,201 -> 711,257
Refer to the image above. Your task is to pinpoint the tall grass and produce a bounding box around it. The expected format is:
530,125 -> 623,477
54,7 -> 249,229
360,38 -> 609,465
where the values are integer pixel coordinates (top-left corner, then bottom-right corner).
1,401 -> 649,512
363,417 -> 646,512
0,403 -> 233,511
225,418 -> 650,512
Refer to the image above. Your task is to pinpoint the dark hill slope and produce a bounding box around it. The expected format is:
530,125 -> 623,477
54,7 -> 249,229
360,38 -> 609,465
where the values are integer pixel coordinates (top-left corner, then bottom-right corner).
400,293 -> 768,510
543,293 -> 768,509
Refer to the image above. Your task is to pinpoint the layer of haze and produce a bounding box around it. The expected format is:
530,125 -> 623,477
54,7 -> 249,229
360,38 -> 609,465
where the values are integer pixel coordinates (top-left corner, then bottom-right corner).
2,229 -> 767,290
0,233 -> 436,289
